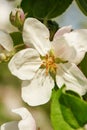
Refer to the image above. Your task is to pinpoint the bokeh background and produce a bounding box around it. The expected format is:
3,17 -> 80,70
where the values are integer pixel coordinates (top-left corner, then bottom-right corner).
0,0 -> 87,125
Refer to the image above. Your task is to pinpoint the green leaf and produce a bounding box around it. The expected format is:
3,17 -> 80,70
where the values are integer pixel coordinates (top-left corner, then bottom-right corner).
21,0 -> 73,19
51,86 -> 87,130
10,32 -> 23,46
46,20 -> 59,41
76,0 -> 87,16
79,53 -> 87,78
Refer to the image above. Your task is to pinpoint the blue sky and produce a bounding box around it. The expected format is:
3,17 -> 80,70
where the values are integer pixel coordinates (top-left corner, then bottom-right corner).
55,1 -> 87,29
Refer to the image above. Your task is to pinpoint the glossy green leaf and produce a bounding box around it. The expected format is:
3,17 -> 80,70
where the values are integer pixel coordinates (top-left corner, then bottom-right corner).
51,86 -> 87,130
46,20 -> 59,41
76,0 -> 87,15
21,0 -> 73,19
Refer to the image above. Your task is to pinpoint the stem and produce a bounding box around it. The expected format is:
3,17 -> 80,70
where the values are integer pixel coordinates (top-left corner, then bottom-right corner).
43,18 -> 48,26
14,43 -> 24,49
14,43 -> 25,52
54,81 -> 59,91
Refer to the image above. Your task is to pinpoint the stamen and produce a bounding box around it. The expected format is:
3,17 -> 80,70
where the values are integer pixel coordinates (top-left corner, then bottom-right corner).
41,53 -> 57,76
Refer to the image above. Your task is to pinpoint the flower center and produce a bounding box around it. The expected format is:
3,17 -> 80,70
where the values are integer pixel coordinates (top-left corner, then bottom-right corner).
40,49 -> 67,78
40,50 -> 57,77
42,54 -> 57,75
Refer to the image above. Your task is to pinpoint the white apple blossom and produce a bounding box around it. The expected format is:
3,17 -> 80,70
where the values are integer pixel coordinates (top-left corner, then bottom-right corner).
0,107 -> 53,130
0,30 -> 13,61
0,107 -> 36,130
8,18 -> 87,106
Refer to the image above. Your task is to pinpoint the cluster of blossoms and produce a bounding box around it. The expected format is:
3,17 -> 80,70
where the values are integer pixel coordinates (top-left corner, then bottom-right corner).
1,7 -> 87,130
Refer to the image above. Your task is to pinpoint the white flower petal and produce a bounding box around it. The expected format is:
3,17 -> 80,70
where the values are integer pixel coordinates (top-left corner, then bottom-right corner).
23,18 -> 51,56
52,29 -> 87,64
56,63 -> 87,95
53,25 -> 72,40
12,107 -> 36,130
0,31 -> 13,51
1,121 -> 18,130
22,69 -> 54,106
52,37 -> 76,62
8,48 -> 41,80
63,29 -> 87,64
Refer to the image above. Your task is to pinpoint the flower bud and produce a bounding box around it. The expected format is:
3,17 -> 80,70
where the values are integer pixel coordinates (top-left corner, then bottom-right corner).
10,8 -> 25,30
0,53 -> 6,62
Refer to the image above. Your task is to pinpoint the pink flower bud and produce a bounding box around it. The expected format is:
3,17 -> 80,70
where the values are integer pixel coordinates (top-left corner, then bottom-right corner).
10,8 -> 25,30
